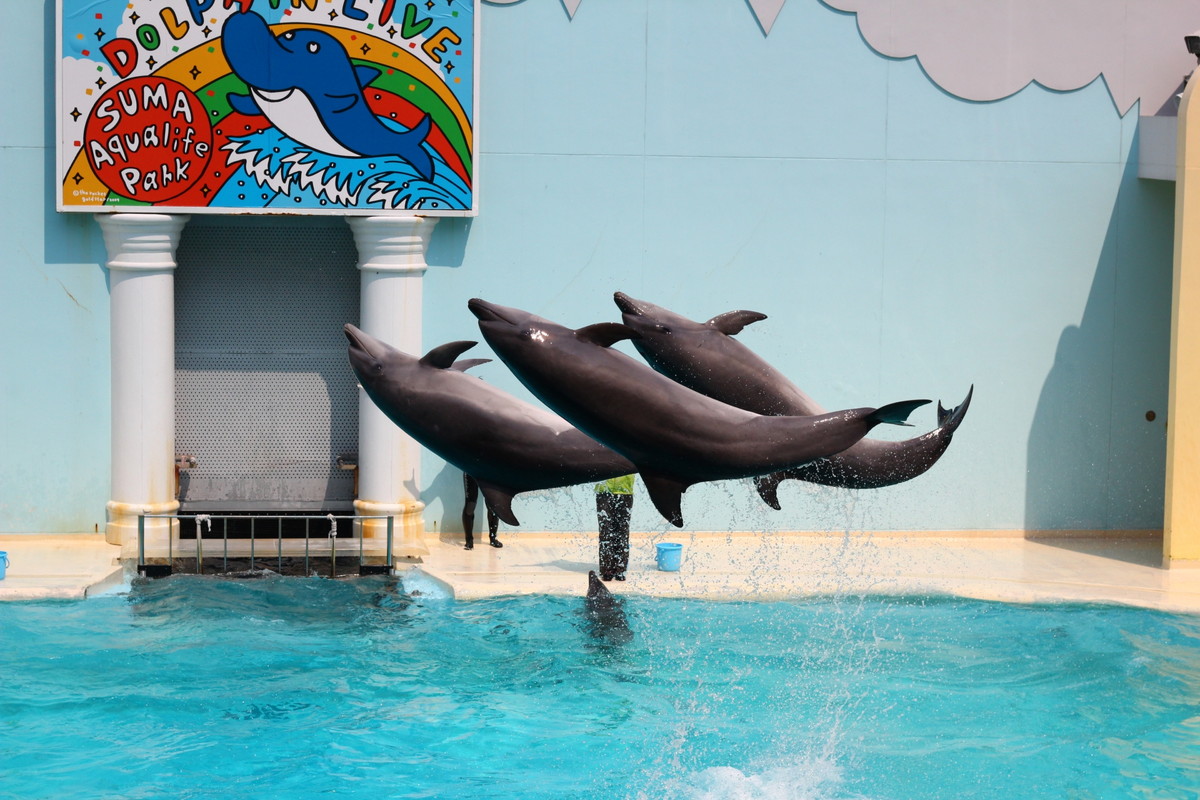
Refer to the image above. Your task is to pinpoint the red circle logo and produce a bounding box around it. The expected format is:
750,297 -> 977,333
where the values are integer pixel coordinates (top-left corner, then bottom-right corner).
84,77 -> 213,203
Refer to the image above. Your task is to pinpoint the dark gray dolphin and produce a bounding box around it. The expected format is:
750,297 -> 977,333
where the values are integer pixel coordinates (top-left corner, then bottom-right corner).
344,324 -> 635,526
585,570 -> 633,646
613,293 -> 972,509
467,299 -> 929,527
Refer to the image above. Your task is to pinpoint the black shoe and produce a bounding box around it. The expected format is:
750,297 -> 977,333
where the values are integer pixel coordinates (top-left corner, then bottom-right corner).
601,574 -> 614,581
614,574 -> 625,581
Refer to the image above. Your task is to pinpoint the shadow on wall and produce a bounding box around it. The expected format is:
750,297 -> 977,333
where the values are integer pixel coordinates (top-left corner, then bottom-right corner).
1025,131 -> 1172,549
426,461 -> 470,543
426,217 -> 472,269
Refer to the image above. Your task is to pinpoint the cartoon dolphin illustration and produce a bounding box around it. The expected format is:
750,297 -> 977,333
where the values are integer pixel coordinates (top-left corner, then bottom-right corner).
344,325 -> 635,526
468,299 -> 930,527
221,10 -> 434,181
613,293 -> 973,509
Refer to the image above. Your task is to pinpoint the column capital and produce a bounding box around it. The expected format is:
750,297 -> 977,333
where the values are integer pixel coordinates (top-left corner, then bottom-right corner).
349,215 -> 437,274
98,213 -> 190,272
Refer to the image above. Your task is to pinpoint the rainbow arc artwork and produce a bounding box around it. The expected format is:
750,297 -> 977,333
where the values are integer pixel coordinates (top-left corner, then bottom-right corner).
57,0 -> 477,215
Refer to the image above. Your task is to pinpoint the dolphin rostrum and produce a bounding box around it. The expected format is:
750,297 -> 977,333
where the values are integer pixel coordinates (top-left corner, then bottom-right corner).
344,324 -> 635,526
222,10 -> 434,180
467,299 -> 930,527
613,292 -> 972,508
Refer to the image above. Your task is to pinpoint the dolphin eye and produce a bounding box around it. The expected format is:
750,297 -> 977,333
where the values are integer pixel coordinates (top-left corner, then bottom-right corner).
307,41 -> 320,53
654,324 -> 672,335
282,31 -> 294,40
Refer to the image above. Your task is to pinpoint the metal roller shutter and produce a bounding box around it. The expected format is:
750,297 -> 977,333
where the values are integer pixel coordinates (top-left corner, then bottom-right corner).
174,220 -> 360,514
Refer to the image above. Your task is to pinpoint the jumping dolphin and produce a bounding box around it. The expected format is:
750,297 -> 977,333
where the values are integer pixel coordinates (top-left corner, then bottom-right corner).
344,325 -> 635,526
467,299 -> 930,527
613,293 -> 973,509
585,570 -> 633,646
222,10 -> 434,180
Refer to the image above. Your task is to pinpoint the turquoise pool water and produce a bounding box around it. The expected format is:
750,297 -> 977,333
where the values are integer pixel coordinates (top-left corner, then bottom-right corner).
2,574 -> 1199,799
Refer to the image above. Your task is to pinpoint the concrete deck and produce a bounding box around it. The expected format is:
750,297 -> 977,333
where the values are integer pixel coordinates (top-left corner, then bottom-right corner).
0,535 -> 126,601
411,530 -> 1200,613
4,530 -> 1200,613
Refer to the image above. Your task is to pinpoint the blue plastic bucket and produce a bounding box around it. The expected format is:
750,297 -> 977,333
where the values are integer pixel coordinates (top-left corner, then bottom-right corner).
655,542 -> 682,572
0,551 -> 8,580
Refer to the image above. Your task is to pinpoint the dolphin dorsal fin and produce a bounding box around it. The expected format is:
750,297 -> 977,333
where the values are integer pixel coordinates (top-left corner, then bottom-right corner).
355,65 -> 381,88
707,310 -> 767,336
420,341 -> 478,369
576,323 -> 639,348
451,358 -> 491,373
477,482 -> 520,526
640,472 -> 689,528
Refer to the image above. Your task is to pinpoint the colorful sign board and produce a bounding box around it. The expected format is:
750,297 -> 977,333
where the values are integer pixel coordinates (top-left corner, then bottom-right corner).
57,0 -> 477,215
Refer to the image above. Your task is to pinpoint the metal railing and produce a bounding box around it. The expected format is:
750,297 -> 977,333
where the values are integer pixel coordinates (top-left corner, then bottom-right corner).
137,513 -> 394,579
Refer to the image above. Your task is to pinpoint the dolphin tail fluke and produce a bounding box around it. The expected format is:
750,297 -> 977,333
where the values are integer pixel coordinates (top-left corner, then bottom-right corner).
478,483 -> 519,527
936,385 -> 973,431
867,399 -> 931,428
407,114 -> 435,181
642,473 -> 688,528
754,472 -> 784,511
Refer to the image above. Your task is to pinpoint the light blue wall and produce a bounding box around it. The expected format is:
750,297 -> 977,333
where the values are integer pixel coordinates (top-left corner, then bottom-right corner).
420,0 -> 1172,533
1,0 -> 1173,535
1,2 -> 111,533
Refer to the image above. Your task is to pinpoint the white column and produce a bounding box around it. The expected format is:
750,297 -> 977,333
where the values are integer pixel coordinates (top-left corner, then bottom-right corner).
1166,75 -> 1200,566
98,214 -> 189,558
349,216 -> 438,558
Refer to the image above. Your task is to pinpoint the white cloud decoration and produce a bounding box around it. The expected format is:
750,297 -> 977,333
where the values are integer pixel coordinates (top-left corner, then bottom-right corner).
484,0 -> 1200,114
484,0 -> 784,30
823,0 -> 1200,115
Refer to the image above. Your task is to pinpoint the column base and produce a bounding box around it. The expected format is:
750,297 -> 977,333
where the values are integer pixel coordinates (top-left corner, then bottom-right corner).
106,500 -> 180,558
355,498 -> 429,558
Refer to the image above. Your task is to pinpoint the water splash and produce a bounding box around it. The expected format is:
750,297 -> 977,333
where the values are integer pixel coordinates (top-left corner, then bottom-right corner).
660,758 -> 868,800
216,128 -> 470,211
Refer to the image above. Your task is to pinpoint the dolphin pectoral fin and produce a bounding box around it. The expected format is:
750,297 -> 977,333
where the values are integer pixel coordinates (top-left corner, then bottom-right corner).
937,385 -> 973,430
420,340 -> 478,369
867,399 -> 932,428
641,473 -> 688,528
707,310 -> 768,336
576,323 -> 640,348
325,93 -> 361,114
754,472 -> 784,511
411,148 -> 435,182
451,358 -> 491,373
354,65 -> 382,88
478,483 -> 520,526
227,92 -> 262,117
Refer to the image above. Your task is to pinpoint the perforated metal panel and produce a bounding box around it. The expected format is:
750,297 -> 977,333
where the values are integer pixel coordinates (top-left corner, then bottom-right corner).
174,221 -> 360,512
